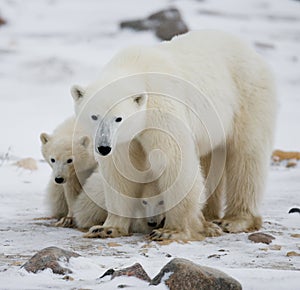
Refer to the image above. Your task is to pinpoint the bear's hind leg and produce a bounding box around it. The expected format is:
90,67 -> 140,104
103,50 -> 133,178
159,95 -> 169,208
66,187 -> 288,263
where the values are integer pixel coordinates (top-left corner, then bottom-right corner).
201,149 -> 226,221
202,173 -> 225,221
216,139 -> 269,233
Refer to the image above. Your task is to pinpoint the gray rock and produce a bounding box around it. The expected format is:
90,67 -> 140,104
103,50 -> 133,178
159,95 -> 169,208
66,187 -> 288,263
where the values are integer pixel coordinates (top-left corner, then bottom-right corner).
151,258 -> 242,290
155,19 -> 188,41
120,8 -> 188,41
111,263 -> 151,282
248,232 -> 275,244
120,19 -> 153,31
22,246 -> 80,275
148,8 -> 182,23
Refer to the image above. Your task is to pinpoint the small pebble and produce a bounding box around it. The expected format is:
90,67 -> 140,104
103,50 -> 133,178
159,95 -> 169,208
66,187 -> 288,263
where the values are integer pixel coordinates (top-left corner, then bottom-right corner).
269,245 -> 282,251
248,232 -> 275,244
286,251 -> 300,257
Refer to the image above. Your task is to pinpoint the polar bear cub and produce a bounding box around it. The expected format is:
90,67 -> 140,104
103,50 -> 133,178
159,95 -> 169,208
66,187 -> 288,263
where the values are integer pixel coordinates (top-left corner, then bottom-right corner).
76,173 -> 165,234
71,30 -> 277,240
40,117 -> 97,227
73,171 -> 107,229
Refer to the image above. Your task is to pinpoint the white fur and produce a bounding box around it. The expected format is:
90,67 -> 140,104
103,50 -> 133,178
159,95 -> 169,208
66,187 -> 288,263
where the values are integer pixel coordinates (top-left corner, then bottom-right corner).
75,164 -> 165,233
73,171 -> 107,229
40,117 -> 97,227
72,30 -> 277,239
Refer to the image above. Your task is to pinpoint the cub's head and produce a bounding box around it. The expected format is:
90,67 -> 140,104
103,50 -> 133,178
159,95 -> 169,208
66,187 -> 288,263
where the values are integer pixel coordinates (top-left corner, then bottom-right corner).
40,133 -> 91,184
71,84 -> 148,157
141,199 -> 165,228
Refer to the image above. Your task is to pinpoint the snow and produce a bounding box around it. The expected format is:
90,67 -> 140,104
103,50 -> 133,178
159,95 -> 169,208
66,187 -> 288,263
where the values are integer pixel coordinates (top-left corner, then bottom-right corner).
0,0 -> 300,289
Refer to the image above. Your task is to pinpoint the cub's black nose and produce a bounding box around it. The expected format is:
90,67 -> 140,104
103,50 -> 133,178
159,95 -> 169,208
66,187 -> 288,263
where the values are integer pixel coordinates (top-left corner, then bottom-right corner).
55,177 -> 64,184
147,221 -> 158,228
98,146 -> 111,156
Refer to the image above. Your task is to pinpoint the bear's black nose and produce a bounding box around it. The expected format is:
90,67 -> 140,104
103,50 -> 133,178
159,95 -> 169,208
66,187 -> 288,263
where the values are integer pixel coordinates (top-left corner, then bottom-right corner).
147,221 -> 157,228
98,146 -> 112,156
55,177 -> 64,184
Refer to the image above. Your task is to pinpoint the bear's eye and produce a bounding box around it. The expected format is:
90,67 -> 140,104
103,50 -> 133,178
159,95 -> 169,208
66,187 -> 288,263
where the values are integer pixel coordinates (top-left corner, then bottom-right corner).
50,158 -> 55,163
142,200 -> 148,205
158,200 -> 164,206
115,117 -> 122,123
67,158 -> 73,164
91,115 -> 98,121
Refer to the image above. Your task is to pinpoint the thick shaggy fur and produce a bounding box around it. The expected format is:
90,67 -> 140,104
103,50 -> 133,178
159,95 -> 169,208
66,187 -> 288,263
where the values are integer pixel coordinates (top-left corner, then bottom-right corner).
73,171 -> 107,229
40,117 -> 97,227
74,172 -> 165,233
71,30 -> 277,240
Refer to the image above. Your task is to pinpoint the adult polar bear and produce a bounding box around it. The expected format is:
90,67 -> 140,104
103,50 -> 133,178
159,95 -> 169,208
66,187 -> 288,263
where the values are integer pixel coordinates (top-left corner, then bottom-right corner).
71,30 -> 276,240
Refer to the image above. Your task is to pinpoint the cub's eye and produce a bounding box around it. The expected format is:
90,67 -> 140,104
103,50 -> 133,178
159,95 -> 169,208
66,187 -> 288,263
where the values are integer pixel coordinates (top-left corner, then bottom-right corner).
50,158 -> 55,163
158,200 -> 164,206
115,117 -> 122,123
142,200 -> 148,205
67,158 -> 73,164
91,115 -> 98,121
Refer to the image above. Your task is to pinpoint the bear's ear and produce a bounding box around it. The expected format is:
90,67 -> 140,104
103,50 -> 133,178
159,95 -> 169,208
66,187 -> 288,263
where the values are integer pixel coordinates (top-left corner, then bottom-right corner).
133,93 -> 148,108
79,136 -> 90,148
71,85 -> 85,102
40,133 -> 50,144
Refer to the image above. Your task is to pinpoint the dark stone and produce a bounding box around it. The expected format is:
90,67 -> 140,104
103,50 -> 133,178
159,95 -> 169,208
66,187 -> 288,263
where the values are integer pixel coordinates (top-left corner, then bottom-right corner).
289,208 -> 300,214
120,19 -> 153,31
111,263 -> 151,282
22,246 -> 80,275
155,19 -> 188,41
0,16 -> 6,26
100,268 -> 115,278
148,8 -> 182,22
151,258 -> 242,290
248,232 -> 275,244
120,8 -> 188,41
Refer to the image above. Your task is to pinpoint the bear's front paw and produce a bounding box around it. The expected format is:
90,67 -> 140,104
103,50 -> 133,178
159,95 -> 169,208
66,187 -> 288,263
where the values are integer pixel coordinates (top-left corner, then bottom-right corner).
213,215 -> 262,233
83,225 -> 128,239
149,229 -> 175,241
202,221 -> 223,237
149,228 -> 204,241
54,216 -> 75,228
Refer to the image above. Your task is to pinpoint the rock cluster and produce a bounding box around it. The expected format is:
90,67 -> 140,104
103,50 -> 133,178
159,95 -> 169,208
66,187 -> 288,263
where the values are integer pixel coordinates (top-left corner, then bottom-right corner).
23,248 -> 242,289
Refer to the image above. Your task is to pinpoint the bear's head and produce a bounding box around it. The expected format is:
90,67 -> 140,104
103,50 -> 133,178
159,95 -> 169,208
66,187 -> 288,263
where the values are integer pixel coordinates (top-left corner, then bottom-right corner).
40,133 -> 94,184
71,84 -> 148,157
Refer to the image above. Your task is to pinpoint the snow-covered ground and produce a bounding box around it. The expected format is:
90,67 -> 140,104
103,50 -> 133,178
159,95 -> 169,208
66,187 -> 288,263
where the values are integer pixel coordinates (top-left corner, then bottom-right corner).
0,0 -> 299,289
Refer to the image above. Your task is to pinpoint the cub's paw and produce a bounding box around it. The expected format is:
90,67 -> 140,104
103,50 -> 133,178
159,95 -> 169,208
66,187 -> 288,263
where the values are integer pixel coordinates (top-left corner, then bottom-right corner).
84,225 -> 127,239
55,217 -> 74,228
203,222 -> 223,237
213,216 -> 262,233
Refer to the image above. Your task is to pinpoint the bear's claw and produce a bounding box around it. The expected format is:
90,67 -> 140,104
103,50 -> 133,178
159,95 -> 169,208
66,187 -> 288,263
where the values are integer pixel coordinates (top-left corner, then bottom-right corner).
84,225 -> 127,238
213,216 -> 262,233
54,216 -> 74,228
202,221 -> 223,237
149,228 -> 193,241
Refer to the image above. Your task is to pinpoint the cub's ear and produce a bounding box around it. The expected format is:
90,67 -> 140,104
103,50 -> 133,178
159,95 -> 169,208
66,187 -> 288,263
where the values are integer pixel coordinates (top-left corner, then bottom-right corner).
71,85 -> 85,102
40,133 -> 50,144
133,93 -> 148,107
79,136 -> 90,148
